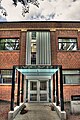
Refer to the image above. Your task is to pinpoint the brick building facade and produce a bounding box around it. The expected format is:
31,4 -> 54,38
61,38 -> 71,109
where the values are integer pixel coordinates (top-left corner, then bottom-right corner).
0,22 -> 80,102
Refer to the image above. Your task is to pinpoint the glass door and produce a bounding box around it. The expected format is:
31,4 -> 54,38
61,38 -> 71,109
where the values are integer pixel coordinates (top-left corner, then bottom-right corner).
28,80 -> 49,102
39,80 -> 49,102
28,80 -> 38,102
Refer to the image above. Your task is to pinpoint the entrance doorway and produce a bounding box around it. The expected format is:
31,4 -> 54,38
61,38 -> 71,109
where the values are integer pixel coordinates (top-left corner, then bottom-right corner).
28,80 -> 49,102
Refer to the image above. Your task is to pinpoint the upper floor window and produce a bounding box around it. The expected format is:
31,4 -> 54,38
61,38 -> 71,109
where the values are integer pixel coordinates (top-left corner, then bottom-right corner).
0,38 -> 19,50
26,31 -> 51,65
58,38 -> 78,51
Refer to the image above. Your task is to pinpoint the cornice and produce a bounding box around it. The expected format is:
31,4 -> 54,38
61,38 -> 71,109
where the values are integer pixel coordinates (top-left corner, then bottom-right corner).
0,28 -> 80,31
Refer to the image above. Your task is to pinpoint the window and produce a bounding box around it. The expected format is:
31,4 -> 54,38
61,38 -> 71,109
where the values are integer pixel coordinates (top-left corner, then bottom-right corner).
26,31 -> 51,64
31,32 -> 37,64
63,70 -> 80,84
0,38 -> 19,50
0,70 -> 12,84
58,38 -> 78,51
31,32 -> 36,39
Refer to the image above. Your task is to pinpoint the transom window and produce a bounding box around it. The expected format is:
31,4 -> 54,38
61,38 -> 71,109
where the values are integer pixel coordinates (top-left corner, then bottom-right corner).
58,38 -> 78,51
0,38 -> 19,50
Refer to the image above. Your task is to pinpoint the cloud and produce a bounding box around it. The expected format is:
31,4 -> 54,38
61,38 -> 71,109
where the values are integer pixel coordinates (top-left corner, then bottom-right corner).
1,0 -> 80,21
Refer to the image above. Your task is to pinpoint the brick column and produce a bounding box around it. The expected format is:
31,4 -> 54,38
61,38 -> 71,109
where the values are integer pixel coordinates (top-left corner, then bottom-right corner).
50,30 -> 57,65
19,29 -> 27,65
78,31 -> 80,49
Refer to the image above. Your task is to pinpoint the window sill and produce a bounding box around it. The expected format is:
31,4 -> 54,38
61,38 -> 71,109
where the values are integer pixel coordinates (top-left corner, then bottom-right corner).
63,84 -> 80,86
0,83 -> 18,85
0,50 -> 20,52
58,50 -> 80,52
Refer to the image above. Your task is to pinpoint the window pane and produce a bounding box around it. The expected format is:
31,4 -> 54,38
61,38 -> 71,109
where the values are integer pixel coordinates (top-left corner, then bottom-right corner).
40,81 -> 47,90
63,70 -> 80,84
59,38 -> 77,42
40,94 -> 47,101
0,38 -> 19,50
30,94 -> 37,101
0,70 -> 12,84
64,75 -> 80,84
30,81 -> 37,90
31,32 -> 36,39
58,38 -> 77,51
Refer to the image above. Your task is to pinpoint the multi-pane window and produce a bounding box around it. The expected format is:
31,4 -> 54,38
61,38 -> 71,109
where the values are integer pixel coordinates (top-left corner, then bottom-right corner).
0,38 -> 19,50
0,70 -> 12,84
26,31 -> 51,64
58,38 -> 78,51
63,70 -> 80,84
31,32 -> 36,64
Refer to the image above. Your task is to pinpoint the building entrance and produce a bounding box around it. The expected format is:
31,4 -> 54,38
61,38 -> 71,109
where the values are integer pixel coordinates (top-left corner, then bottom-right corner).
28,80 -> 49,102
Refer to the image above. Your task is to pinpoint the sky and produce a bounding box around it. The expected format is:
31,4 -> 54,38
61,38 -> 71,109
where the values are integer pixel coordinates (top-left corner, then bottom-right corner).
0,0 -> 80,21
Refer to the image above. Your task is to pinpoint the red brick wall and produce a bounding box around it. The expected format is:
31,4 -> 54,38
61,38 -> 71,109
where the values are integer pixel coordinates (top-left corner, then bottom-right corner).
57,51 -> 80,69
58,85 -> 80,102
0,84 -> 18,102
0,51 -> 20,69
0,30 -> 20,38
0,85 -> 11,101
19,31 -> 26,65
63,85 -> 80,101
50,31 -> 57,64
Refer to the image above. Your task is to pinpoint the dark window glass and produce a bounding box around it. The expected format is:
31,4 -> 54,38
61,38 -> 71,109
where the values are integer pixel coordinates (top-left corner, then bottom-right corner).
58,38 -> 78,51
31,32 -> 36,39
31,52 -> 36,64
63,70 -> 80,84
0,38 -> 19,50
0,70 -> 12,84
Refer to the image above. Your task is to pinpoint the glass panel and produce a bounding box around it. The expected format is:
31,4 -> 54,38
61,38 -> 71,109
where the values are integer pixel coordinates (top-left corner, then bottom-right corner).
63,70 -> 80,84
63,75 -> 80,84
31,32 -> 36,39
31,52 -> 36,64
31,32 -> 36,64
40,94 -> 47,101
30,94 -> 37,101
40,81 -> 47,90
58,38 -> 77,42
0,38 -> 19,50
0,70 -> 12,84
30,81 -> 37,90
58,38 -> 77,51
